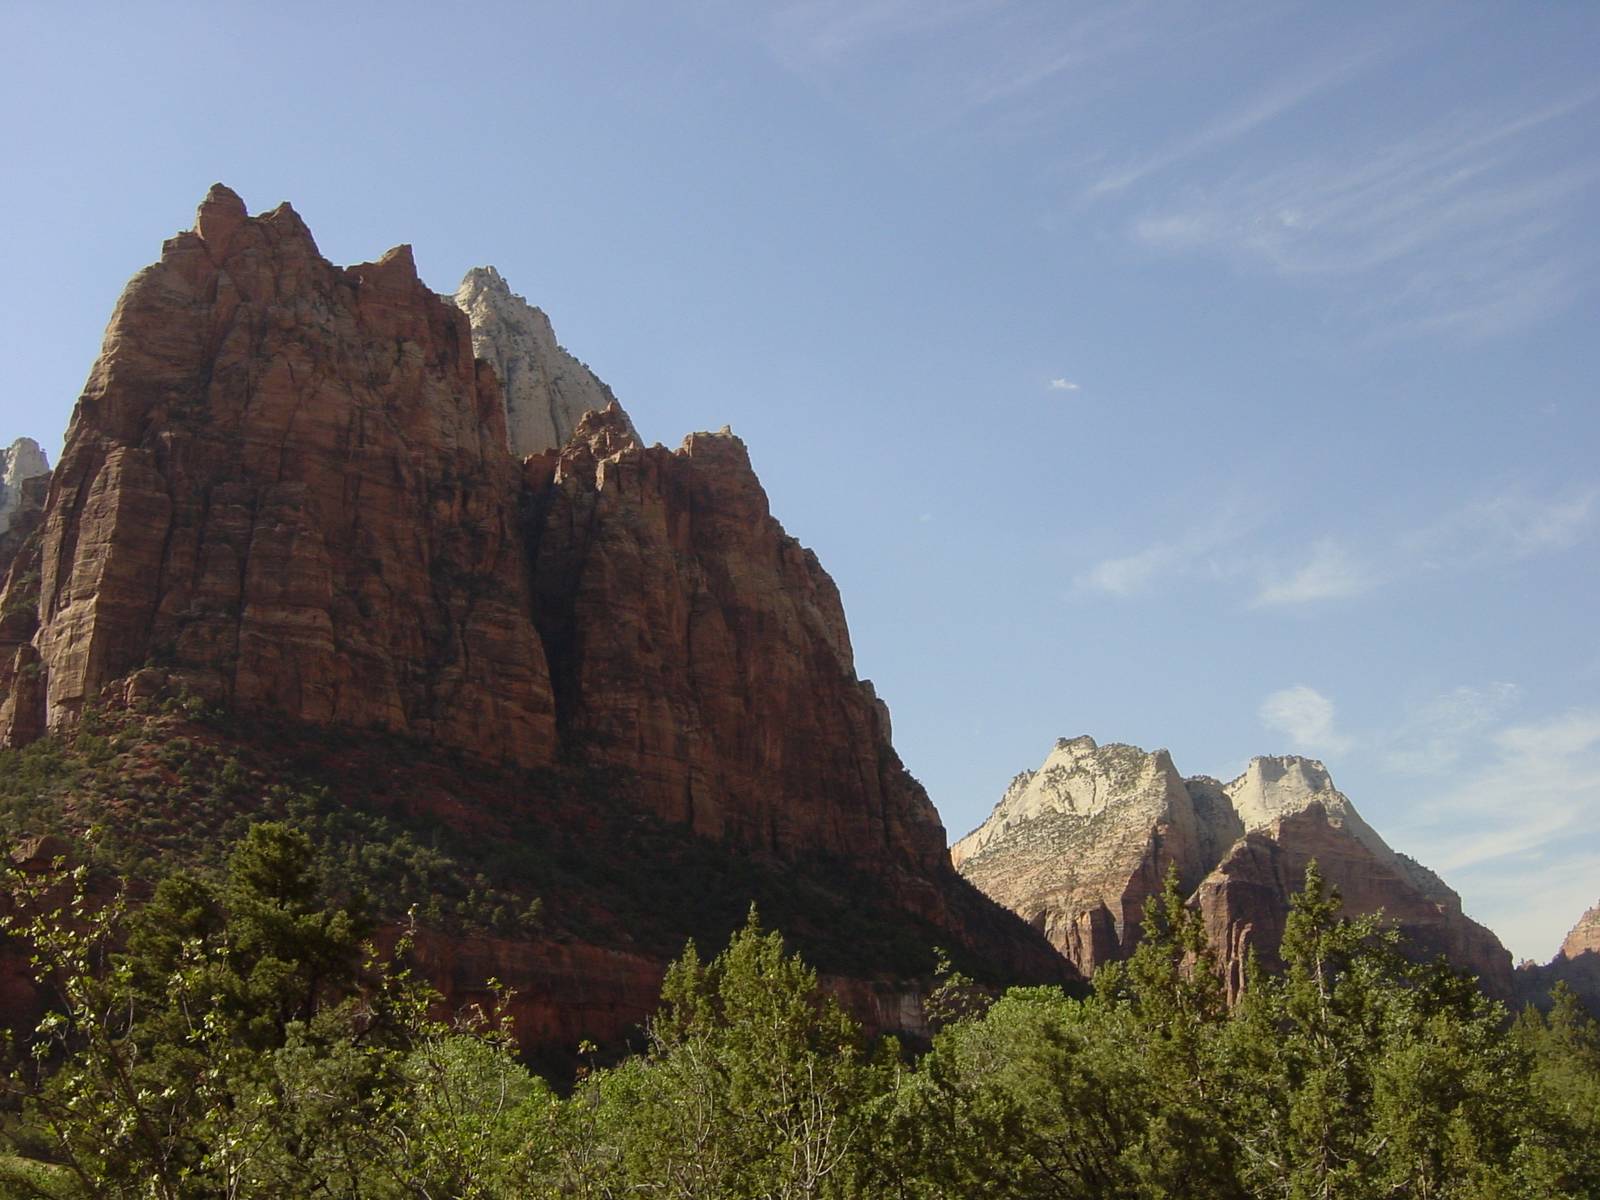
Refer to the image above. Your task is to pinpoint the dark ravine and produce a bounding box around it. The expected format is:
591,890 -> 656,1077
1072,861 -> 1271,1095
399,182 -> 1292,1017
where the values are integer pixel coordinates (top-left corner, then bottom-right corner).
0,186 -> 1073,1055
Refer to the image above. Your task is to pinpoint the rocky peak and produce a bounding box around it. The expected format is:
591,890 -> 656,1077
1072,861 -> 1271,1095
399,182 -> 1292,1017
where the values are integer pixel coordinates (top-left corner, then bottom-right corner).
0,439 -> 50,534
452,266 -> 637,458
956,735 -> 1513,995
951,735 -> 1191,867
1560,902 -> 1600,960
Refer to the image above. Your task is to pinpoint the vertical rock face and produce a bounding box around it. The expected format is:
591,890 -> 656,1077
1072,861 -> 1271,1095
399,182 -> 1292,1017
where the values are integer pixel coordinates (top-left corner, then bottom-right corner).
0,185 -> 557,762
452,267 -> 636,457
0,186 -> 959,887
955,738 -> 1513,995
527,405 -> 948,875
0,439 -> 50,535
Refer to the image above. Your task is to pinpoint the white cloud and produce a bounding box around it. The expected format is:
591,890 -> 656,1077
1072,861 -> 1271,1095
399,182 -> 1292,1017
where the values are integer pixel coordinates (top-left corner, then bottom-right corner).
1260,685 -> 1353,755
1251,539 -> 1375,608
1074,503 -> 1254,599
1384,706 -> 1600,959
1388,710 -> 1600,953
1048,378 -> 1080,391
1403,487 -> 1598,569
1079,544 -> 1177,596
1126,90 -> 1600,338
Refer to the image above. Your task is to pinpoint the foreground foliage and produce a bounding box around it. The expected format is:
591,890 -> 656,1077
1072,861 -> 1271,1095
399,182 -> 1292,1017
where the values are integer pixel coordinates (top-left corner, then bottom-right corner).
2,846 -> 1597,1198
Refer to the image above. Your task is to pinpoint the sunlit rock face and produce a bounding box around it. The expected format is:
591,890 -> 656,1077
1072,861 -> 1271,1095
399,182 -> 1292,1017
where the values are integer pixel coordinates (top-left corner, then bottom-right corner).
955,737 -> 1514,997
0,438 -> 49,535
1561,903 -> 1600,959
452,266 -> 636,457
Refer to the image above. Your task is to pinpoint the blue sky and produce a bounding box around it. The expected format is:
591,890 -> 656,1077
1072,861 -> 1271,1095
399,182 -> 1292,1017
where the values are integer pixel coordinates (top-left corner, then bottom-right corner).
3,1 -> 1596,960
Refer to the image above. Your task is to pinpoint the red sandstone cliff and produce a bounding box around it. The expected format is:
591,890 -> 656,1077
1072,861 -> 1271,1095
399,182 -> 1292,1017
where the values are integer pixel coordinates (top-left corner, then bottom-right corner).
1,185 -> 554,764
0,188 -> 1071,1049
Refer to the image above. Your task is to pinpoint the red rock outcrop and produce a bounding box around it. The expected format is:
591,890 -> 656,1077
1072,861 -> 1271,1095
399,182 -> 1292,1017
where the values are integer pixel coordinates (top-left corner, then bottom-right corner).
526,404 -> 949,877
2,185 -> 555,762
956,738 -> 1514,997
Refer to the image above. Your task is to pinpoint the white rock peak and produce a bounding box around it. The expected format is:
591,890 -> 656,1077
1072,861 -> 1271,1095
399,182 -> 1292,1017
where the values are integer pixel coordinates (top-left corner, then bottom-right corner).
0,437 -> 49,533
451,266 -> 639,458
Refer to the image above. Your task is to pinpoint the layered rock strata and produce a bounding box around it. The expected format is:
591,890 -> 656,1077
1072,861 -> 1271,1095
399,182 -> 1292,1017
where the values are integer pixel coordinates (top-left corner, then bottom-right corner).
452,266 -> 635,457
955,737 -> 1513,996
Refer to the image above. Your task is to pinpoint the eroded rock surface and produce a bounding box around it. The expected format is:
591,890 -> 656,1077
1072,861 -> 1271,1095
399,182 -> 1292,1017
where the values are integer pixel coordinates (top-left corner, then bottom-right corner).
453,266 -> 635,457
955,737 -> 1513,996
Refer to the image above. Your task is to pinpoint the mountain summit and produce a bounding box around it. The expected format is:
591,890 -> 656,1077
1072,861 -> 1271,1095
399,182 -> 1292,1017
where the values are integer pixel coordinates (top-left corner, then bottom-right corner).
954,736 -> 1512,997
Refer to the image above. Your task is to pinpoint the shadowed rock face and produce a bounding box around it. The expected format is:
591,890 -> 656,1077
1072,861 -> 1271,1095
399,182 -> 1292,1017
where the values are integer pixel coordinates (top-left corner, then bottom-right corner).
526,404 -> 948,876
955,736 -> 1514,997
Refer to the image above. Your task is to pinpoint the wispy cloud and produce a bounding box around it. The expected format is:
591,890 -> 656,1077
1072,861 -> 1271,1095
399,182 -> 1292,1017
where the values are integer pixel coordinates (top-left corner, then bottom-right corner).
1048,378 -> 1080,392
1074,504 -> 1252,598
1085,483 -> 1594,609
1251,539 -> 1375,608
1402,486 -> 1598,569
1260,684 -> 1353,755
1079,544 -> 1180,597
1128,90 -> 1600,337
1387,706 -> 1600,958
1087,45 -> 1384,198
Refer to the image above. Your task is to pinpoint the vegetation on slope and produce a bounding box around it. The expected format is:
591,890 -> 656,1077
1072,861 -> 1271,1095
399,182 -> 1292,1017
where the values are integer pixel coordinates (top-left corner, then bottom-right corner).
2,839 -> 1597,1198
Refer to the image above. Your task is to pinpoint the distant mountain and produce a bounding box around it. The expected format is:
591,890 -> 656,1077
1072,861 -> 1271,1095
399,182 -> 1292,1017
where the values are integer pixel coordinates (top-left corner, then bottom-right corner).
953,735 -> 1513,997
1517,900 -> 1600,1014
